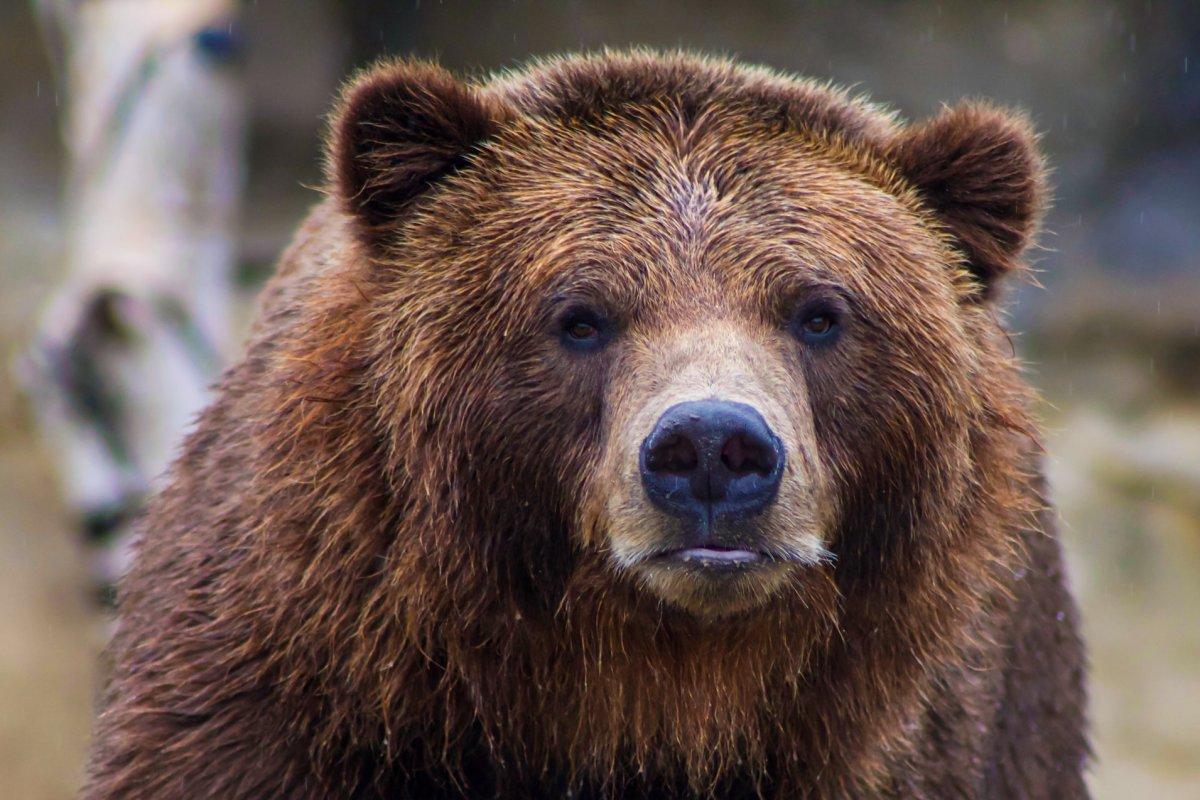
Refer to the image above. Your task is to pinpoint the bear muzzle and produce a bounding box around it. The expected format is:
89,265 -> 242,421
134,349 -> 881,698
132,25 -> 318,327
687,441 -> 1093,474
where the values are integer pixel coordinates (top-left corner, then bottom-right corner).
639,399 -> 785,571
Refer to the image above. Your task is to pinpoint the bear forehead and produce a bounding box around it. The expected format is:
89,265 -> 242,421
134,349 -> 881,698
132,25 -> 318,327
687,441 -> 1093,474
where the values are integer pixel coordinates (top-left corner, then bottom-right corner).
422,53 -> 948,287
434,114 -> 949,304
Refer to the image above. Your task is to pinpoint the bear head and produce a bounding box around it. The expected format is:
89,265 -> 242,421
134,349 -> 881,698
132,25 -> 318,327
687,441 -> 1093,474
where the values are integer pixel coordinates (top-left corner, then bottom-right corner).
324,52 -> 1042,621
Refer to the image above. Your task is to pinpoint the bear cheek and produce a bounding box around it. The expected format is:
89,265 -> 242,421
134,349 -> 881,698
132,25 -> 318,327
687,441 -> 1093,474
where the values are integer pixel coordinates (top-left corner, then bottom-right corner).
807,325 -> 978,562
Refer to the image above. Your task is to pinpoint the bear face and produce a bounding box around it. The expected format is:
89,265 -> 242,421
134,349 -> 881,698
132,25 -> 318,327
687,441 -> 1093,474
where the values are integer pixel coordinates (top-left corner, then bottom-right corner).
330,54 -> 1039,621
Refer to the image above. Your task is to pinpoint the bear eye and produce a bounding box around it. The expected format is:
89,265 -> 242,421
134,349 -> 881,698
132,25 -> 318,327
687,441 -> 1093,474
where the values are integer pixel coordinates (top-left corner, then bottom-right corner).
802,314 -> 833,335
559,308 -> 608,352
791,302 -> 843,345
567,320 -> 599,340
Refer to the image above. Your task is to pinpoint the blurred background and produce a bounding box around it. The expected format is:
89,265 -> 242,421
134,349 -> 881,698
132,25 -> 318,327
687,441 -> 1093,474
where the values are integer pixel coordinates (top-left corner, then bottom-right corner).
1,1 -> 1197,797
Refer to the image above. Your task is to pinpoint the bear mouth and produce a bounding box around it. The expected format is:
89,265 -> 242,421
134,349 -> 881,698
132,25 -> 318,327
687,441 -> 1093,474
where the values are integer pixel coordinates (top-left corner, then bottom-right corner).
653,545 -> 768,571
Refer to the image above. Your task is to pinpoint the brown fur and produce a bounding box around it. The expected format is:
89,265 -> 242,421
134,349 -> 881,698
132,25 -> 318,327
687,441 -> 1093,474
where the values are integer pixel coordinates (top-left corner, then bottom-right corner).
84,51 -> 1087,799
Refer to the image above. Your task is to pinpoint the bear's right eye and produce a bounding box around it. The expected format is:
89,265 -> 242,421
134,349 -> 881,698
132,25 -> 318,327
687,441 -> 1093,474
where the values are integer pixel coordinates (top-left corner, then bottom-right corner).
559,308 -> 609,352
568,321 -> 599,340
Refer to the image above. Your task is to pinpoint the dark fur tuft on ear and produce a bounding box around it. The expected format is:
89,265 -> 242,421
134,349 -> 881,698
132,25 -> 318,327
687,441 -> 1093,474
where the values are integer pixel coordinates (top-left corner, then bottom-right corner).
888,103 -> 1046,300
328,60 -> 501,248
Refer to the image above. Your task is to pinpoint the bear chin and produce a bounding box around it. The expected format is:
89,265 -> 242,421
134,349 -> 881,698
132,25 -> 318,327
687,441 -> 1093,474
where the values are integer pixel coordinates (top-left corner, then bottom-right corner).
632,556 -> 802,618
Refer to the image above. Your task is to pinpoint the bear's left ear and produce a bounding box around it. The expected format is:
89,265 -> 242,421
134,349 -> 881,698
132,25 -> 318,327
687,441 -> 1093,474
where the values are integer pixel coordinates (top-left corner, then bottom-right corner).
327,59 -> 504,249
887,103 -> 1046,301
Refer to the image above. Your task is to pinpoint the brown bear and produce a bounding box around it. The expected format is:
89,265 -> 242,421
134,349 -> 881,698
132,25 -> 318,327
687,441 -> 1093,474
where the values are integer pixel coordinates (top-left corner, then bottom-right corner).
84,51 -> 1089,798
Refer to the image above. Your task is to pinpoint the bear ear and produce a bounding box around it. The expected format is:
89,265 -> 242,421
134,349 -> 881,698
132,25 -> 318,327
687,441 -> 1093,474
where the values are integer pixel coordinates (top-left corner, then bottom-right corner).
328,60 -> 502,248
887,103 -> 1046,300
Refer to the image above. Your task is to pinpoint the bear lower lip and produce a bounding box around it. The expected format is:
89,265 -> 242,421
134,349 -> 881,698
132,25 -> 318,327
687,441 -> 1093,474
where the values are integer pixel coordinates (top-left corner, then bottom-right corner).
662,547 -> 764,568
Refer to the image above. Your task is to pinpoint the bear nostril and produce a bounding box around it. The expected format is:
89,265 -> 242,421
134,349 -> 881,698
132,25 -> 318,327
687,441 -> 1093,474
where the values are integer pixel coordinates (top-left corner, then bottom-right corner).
645,433 -> 699,475
720,432 -> 776,476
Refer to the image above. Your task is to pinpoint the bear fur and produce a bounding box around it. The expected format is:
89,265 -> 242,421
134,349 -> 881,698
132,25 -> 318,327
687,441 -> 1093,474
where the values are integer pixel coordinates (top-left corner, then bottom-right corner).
84,51 -> 1088,798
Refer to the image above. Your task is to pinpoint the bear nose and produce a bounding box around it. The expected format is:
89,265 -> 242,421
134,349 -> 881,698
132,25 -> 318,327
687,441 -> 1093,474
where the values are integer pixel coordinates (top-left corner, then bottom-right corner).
640,400 -> 785,521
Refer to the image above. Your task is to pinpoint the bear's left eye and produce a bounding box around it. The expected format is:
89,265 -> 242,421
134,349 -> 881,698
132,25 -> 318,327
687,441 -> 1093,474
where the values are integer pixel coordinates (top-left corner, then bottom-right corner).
801,314 -> 834,336
790,299 -> 844,345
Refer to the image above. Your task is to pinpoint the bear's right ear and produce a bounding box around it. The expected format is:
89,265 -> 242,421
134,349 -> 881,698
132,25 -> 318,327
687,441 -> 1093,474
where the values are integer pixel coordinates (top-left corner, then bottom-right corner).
328,60 -> 502,249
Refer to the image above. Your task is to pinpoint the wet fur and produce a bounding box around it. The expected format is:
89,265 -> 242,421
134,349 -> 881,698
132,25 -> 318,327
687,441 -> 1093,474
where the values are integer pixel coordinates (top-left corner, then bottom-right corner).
85,51 -> 1087,798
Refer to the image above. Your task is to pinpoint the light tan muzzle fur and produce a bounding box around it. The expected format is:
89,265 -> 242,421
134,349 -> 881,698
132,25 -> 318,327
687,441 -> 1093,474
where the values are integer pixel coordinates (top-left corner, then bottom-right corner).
582,319 -> 835,616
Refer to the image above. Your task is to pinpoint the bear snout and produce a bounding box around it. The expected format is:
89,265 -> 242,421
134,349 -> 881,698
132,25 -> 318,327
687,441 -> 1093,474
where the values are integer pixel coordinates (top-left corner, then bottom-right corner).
639,399 -> 785,526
